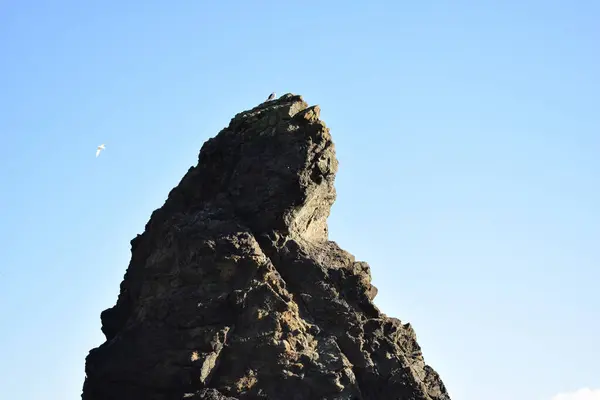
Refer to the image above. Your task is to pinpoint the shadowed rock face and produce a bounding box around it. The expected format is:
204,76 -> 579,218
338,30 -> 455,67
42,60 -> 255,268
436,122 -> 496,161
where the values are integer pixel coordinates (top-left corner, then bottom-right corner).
82,94 -> 451,400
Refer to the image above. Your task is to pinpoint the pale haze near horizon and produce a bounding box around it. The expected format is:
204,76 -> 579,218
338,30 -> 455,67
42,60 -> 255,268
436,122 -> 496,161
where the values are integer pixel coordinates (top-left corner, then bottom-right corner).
0,1 -> 598,399
553,389 -> 600,400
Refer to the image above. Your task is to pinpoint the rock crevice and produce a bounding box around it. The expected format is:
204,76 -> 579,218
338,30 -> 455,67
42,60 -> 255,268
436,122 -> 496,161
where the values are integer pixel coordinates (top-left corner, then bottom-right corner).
82,94 -> 450,400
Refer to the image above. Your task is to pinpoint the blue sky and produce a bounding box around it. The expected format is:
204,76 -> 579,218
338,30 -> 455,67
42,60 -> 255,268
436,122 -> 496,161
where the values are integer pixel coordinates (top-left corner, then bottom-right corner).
0,1 -> 598,399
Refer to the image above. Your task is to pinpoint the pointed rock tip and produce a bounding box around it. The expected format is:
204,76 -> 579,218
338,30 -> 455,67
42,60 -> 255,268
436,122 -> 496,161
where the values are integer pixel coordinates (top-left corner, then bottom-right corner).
230,93 -> 311,125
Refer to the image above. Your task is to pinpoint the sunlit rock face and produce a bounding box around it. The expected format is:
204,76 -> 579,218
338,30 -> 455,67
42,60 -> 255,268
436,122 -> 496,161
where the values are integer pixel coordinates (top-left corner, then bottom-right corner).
82,94 -> 450,400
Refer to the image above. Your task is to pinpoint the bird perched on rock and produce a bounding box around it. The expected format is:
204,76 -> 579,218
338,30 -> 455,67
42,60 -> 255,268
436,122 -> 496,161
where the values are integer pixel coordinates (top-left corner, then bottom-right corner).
266,92 -> 276,101
96,144 -> 105,157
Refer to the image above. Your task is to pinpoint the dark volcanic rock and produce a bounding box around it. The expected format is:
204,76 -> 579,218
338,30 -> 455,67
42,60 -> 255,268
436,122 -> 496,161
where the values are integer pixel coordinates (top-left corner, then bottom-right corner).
82,94 -> 450,400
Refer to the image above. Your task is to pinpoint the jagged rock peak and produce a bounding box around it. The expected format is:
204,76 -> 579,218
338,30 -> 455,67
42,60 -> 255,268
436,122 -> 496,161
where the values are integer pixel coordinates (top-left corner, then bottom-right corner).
82,93 -> 450,400
142,92 -> 337,244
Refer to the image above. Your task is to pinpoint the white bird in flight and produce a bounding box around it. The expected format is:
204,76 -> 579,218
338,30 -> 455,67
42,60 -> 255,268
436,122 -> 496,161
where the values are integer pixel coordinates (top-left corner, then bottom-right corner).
96,144 -> 105,157
267,92 -> 276,101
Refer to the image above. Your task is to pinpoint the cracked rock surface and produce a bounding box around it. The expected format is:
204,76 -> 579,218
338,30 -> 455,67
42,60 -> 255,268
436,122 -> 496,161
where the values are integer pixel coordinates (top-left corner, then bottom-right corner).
82,94 -> 451,400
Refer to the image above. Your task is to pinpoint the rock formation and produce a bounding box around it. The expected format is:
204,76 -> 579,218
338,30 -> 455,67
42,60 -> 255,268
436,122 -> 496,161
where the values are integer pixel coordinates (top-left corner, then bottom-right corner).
82,94 -> 450,400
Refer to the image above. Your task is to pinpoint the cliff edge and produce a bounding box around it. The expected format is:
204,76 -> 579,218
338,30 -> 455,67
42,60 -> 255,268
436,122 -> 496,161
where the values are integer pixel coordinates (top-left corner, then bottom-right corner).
82,94 -> 450,400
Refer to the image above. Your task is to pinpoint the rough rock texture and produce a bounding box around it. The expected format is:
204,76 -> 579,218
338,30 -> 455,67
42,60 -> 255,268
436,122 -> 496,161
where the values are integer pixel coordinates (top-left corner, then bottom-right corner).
82,94 -> 450,400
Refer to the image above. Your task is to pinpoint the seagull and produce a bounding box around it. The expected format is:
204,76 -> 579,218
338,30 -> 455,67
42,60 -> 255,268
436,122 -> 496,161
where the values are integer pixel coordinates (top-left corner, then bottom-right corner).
96,144 -> 105,157
267,92 -> 276,101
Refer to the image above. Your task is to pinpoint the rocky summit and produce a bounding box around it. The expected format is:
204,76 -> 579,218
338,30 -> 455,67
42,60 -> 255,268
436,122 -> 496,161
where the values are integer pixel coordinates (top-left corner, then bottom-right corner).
82,94 -> 451,400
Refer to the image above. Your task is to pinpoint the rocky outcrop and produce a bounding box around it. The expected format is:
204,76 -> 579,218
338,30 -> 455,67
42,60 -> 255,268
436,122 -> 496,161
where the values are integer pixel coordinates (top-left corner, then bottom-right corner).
82,94 -> 450,400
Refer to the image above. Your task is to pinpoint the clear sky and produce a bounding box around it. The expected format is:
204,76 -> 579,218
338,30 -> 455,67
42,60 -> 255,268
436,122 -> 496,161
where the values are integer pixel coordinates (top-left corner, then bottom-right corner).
0,1 -> 598,399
